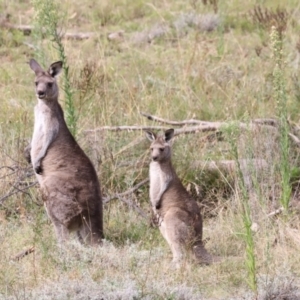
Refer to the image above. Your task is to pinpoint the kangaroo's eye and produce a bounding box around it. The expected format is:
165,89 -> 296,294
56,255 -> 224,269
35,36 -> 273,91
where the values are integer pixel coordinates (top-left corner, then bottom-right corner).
159,148 -> 164,152
150,148 -> 153,151
48,82 -> 53,88
35,82 -> 38,87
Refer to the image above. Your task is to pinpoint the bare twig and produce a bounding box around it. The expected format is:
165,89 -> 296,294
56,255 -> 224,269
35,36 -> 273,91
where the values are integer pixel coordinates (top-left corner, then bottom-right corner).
11,246 -> 35,261
119,196 -> 148,219
103,178 -> 149,203
267,207 -> 284,218
85,125 -> 170,133
288,132 -> 300,147
0,166 -> 15,171
103,178 -> 149,219
0,181 -> 37,204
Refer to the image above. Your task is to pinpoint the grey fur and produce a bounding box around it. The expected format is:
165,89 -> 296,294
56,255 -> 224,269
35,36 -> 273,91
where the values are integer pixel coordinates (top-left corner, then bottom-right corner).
26,59 -> 103,245
146,129 -> 215,266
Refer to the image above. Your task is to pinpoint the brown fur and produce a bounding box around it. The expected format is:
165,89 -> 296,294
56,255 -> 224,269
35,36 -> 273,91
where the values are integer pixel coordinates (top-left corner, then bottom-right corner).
26,59 -> 103,245
146,129 -> 213,266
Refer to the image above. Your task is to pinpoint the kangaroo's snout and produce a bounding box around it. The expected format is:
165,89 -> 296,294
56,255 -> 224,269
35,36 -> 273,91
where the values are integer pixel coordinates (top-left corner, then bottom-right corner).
37,90 -> 46,98
152,155 -> 158,161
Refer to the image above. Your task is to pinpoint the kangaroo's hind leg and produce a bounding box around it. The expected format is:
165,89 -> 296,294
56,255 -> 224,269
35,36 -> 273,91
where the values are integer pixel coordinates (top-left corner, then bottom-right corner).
44,205 -> 70,243
43,188 -> 82,244
159,210 -> 190,267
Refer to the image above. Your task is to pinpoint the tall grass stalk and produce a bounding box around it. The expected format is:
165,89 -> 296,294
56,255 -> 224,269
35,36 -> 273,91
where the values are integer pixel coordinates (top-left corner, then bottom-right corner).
270,26 -> 291,211
226,124 -> 258,295
31,0 -> 77,136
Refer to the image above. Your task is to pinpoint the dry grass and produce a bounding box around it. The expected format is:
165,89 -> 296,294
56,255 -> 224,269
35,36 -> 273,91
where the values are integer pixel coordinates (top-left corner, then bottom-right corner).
1,0 -> 300,299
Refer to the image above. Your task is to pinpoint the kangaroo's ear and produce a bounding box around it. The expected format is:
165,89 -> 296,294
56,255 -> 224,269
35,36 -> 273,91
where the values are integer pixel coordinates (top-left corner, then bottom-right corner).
145,130 -> 156,142
29,59 -> 44,75
48,61 -> 63,77
164,129 -> 175,142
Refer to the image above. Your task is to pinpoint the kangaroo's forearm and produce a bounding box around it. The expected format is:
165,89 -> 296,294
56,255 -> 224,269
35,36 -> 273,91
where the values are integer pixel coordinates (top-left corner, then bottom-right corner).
155,179 -> 171,209
35,119 -> 59,162
37,129 -> 57,160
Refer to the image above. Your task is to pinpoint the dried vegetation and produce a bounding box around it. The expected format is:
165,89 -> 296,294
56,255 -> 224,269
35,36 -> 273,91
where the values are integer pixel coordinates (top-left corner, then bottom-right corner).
1,0 -> 300,299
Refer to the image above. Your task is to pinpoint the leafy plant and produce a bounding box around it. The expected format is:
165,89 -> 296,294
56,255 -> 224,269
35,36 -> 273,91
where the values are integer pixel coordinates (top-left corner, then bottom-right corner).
225,123 -> 258,295
31,0 -> 77,136
250,5 -> 289,40
270,26 -> 291,212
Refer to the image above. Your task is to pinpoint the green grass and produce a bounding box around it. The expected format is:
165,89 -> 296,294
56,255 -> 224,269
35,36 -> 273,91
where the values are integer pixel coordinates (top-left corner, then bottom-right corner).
1,0 -> 300,299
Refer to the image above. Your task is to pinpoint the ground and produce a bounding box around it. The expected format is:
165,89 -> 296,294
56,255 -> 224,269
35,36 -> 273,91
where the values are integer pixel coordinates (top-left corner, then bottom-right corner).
1,0 -> 300,299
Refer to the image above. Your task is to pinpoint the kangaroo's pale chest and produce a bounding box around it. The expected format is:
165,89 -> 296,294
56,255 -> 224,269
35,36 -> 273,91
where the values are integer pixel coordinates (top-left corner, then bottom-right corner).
149,162 -> 171,205
31,102 -> 51,156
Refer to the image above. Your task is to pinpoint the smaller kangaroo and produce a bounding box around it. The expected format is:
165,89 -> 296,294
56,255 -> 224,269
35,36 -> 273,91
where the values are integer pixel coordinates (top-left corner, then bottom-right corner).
25,59 -> 103,245
145,129 -> 214,266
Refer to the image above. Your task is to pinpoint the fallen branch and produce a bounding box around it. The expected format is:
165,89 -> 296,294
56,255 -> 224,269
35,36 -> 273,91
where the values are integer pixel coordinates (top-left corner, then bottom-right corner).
140,111 -> 206,126
288,132 -> 300,147
63,31 -> 96,40
11,246 -> 35,261
85,125 -> 170,133
191,159 -> 268,175
85,124 -> 225,135
267,207 -> 284,218
1,22 -> 96,40
141,112 -> 278,128
86,117 -> 278,136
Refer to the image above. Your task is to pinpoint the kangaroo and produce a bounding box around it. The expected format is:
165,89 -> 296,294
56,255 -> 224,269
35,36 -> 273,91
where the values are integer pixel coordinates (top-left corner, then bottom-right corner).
145,129 -> 213,266
25,59 -> 103,245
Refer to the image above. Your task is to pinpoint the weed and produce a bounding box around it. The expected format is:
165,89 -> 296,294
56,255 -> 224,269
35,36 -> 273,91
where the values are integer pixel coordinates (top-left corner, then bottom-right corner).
1,0 -> 300,299
31,0 -> 77,136
270,26 -> 291,212
201,0 -> 218,13
250,5 -> 289,40
225,122 -> 258,295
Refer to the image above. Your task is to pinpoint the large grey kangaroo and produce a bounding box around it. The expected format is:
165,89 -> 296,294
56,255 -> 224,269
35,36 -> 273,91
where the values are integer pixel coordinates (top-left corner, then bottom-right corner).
25,59 -> 103,245
145,129 -> 214,266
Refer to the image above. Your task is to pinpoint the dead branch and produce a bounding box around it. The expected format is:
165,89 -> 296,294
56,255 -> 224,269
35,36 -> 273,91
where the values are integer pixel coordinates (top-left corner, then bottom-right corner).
252,118 -> 278,126
191,159 -> 268,175
140,111 -> 207,126
103,178 -> 149,219
0,166 -> 15,172
103,178 -> 149,203
86,116 -> 278,136
0,181 -> 37,205
288,133 -> 300,147
267,207 -> 284,218
119,196 -> 148,219
140,111 -> 279,127
0,22 -> 96,40
2,23 -> 33,35
85,124 -> 225,134
11,246 -> 35,261
63,31 -> 96,40
85,126 -> 170,133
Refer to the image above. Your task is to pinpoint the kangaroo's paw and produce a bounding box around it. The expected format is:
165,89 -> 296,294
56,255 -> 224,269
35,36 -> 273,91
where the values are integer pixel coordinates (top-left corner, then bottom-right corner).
33,160 -> 43,175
